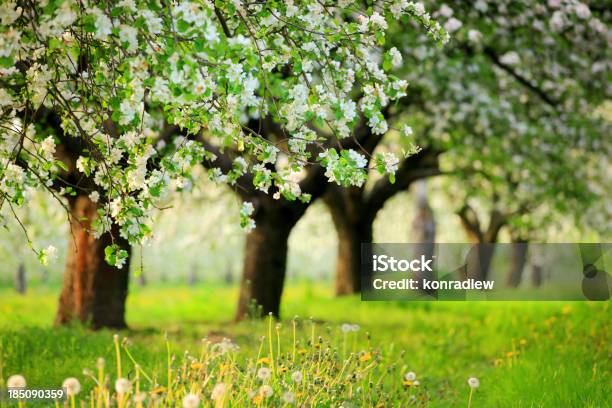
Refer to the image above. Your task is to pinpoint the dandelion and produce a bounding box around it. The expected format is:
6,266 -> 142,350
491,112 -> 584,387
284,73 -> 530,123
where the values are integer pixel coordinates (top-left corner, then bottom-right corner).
183,393 -> 200,408
350,324 -> 360,332
115,378 -> 131,394
403,371 -> 417,387
7,374 -> 26,388
259,385 -> 273,398
211,383 -> 227,401
282,391 -> 296,404
341,323 -> 352,333
467,377 -> 479,408
359,351 -> 372,362
291,370 -> 303,383
257,366 -> 272,381
62,377 -> 81,396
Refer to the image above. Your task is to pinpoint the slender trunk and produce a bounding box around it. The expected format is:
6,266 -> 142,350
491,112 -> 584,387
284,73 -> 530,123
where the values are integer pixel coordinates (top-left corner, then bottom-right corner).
235,202 -> 299,321
16,262 -> 26,294
507,241 -> 529,287
412,181 -> 436,284
531,264 -> 543,287
55,195 -> 131,329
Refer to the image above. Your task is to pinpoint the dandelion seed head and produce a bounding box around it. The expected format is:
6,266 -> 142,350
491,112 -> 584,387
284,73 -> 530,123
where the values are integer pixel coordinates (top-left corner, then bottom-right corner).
468,377 -> 480,389
404,371 -> 416,381
257,367 -> 271,381
291,370 -> 303,383
7,374 -> 26,389
282,391 -> 296,404
62,377 -> 81,396
211,383 -> 227,401
259,384 -> 273,398
182,393 -> 200,408
115,378 -> 131,394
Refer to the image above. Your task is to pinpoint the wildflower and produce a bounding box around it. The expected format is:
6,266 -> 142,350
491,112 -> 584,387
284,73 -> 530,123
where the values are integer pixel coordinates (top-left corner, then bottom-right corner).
359,351 -> 372,362
257,367 -> 272,381
297,348 -> 307,355
7,374 -> 26,388
259,385 -> 273,398
62,377 -> 81,396
191,362 -> 203,370
403,371 -> 417,387
115,378 -> 131,394
468,377 -> 480,389
277,366 -> 288,374
211,383 -> 226,401
351,324 -> 360,332
183,393 -> 200,408
257,357 -> 271,364
341,323 -> 352,333
291,370 -> 303,383
282,391 -> 296,404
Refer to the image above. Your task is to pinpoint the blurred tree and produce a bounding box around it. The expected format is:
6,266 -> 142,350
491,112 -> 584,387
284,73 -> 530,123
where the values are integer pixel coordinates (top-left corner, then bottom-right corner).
324,0 -> 609,287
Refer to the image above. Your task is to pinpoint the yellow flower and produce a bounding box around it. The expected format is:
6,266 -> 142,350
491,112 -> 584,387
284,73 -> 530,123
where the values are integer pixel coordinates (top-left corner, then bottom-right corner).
278,366 -> 288,373
257,357 -> 271,364
403,380 -> 414,387
359,352 -> 372,362
519,339 -> 527,346
297,348 -> 308,355
253,394 -> 263,405
191,362 -> 203,370
375,403 -> 385,408
150,386 -> 166,394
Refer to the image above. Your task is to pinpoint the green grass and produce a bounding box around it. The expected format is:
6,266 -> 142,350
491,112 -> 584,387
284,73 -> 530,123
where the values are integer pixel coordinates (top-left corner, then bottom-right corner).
0,284 -> 609,407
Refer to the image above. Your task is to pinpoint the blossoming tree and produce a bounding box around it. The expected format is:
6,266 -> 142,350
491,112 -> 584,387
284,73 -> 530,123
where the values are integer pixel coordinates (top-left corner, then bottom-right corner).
0,1 -> 447,326
324,0 -> 609,290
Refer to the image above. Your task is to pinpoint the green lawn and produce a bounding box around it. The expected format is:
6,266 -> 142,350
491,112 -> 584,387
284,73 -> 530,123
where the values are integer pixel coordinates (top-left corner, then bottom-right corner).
0,284 -> 609,407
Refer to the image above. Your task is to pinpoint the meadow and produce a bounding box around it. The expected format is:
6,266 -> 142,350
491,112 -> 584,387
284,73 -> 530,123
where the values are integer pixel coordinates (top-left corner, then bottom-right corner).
0,284 -> 609,407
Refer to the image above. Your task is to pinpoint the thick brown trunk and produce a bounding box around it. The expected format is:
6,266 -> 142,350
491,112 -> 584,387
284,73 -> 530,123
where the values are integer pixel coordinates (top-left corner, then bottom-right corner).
235,202 -> 298,321
325,186 -> 374,296
55,195 -> 131,329
334,218 -> 373,295
507,241 -> 529,287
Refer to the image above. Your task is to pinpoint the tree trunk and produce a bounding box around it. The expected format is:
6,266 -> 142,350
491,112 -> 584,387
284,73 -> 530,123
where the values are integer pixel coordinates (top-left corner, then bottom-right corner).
15,262 -> 26,294
412,181 -> 436,284
334,218 -> 373,295
235,201 -> 299,321
507,241 -> 529,287
55,195 -> 131,329
532,264 -> 543,287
